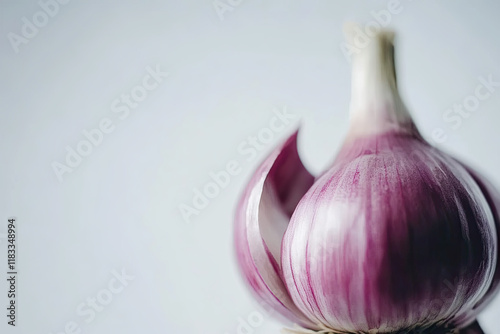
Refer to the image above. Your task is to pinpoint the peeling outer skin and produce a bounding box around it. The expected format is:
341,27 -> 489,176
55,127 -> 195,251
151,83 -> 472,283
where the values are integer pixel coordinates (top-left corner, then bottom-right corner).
451,163 -> 500,329
281,132 -> 497,333
234,130 -> 318,330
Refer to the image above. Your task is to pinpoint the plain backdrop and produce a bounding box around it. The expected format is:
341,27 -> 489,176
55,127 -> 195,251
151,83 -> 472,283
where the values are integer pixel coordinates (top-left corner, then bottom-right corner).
1,1 -> 500,333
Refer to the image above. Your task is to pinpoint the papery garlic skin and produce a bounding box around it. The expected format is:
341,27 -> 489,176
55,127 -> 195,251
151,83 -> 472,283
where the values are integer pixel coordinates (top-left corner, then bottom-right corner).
282,132 -> 497,332
234,26 -> 499,334
234,132 -> 319,330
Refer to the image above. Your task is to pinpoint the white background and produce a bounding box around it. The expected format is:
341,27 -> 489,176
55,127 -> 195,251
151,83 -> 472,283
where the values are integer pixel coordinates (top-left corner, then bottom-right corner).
1,0 -> 500,333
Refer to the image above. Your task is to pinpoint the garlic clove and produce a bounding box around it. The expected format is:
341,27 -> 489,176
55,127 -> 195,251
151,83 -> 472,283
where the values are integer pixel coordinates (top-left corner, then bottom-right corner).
234,131 -> 317,329
452,164 -> 500,328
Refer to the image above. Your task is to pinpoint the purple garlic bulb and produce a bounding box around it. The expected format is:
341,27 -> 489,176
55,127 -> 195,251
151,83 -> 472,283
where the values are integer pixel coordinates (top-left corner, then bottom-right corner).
233,27 -> 500,334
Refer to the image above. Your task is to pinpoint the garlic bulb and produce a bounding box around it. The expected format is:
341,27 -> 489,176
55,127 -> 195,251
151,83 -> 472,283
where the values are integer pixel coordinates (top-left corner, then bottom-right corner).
234,27 -> 500,334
